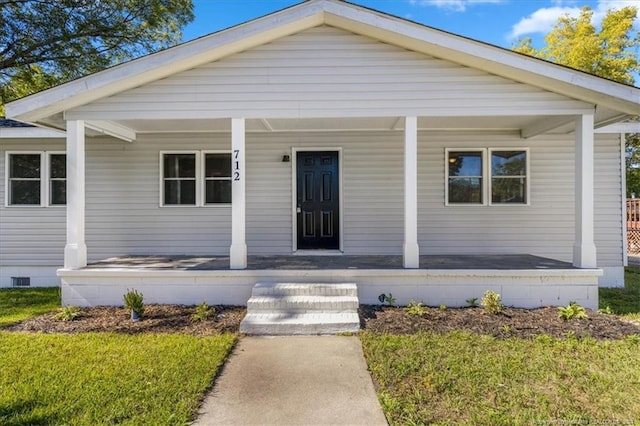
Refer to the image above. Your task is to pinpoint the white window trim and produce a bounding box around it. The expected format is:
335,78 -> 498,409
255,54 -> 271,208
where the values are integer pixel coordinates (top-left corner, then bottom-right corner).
488,148 -> 530,207
445,148 -> 487,206
159,150 -> 232,207
445,148 -> 530,207
47,151 -> 66,207
202,150 -> 232,206
5,151 -> 66,208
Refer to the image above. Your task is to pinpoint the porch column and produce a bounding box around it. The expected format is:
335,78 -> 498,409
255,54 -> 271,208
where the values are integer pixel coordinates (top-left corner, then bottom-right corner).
573,113 -> 597,268
64,120 -> 87,269
230,118 -> 247,269
403,116 -> 420,268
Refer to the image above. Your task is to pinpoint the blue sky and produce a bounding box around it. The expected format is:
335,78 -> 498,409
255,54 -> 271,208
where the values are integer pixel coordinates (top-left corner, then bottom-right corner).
182,0 -> 639,49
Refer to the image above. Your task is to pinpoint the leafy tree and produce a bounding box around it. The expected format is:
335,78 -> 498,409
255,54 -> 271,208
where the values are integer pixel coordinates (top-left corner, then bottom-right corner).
0,0 -> 194,114
513,6 -> 640,196
513,6 -> 639,85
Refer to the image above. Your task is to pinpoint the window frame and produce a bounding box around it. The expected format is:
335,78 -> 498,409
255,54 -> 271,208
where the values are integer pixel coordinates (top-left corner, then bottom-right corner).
202,150 -> 232,206
488,148 -> 530,206
5,151 -> 66,207
445,148 -> 487,206
159,150 -> 232,207
47,151 -> 66,206
444,148 -> 530,207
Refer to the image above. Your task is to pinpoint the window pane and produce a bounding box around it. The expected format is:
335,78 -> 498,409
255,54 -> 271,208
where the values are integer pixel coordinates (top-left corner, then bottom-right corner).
163,154 -> 196,178
10,181 -> 40,205
164,180 -> 196,205
492,178 -> 526,204
10,154 -> 40,178
50,154 -> 66,178
206,180 -> 231,204
205,153 -> 231,177
448,152 -> 482,177
448,178 -> 482,203
50,180 -> 66,205
492,151 -> 526,176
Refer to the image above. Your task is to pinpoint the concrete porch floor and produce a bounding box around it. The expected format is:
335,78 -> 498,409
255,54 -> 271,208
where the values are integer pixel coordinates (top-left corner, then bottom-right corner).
84,254 -> 576,271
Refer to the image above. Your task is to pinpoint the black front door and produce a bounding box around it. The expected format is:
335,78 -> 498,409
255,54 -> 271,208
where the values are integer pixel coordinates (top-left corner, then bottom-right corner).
296,151 -> 339,250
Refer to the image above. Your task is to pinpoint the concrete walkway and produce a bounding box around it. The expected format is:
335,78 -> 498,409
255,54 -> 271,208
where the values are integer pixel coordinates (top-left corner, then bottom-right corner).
194,336 -> 388,426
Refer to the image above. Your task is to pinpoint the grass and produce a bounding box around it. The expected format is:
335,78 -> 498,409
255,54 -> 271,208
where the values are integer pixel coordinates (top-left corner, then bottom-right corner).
0,287 -> 60,327
361,331 -> 640,425
0,332 -> 236,425
599,267 -> 640,320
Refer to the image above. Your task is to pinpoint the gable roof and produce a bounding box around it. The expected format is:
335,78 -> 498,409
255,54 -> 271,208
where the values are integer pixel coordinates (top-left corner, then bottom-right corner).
6,0 -> 640,127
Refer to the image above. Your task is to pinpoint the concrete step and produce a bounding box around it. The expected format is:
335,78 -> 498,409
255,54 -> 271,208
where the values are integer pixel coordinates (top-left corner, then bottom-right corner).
251,282 -> 358,297
247,295 -> 359,312
241,282 -> 360,335
239,312 -> 360,335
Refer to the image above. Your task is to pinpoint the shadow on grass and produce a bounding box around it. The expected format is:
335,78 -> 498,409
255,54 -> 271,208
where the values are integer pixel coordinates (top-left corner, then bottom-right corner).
599,267 -> 640,316
0,399 -> 62,426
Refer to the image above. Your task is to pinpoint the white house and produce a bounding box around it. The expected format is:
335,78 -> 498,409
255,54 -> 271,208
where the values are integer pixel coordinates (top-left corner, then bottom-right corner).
2,0 -> 639,312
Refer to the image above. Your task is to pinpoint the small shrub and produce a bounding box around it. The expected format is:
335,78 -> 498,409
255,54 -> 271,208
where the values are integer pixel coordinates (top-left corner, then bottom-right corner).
123,289 -> 144,318
54,305 -> 82,322
191,302 -> 214,322
439,304 -> 447,311
481,291 -> 504,315
597,305 -> 614,315
501,325 -> 512,334
466,297 -> 478,307
378,293 -> 397,306
404,300 -> 428,316
557,301 -> 588,320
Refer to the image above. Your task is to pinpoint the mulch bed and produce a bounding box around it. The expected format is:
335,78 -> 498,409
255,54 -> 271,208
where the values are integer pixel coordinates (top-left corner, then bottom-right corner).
5,304 -> 640,340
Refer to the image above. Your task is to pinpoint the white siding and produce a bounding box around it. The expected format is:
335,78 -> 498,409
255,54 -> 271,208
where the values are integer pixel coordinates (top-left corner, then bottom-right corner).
0,132 -> 624,274
68,26 -> 592,120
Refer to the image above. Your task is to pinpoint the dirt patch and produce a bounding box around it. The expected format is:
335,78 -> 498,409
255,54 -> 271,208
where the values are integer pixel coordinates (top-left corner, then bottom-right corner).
5,305 -> 245,336
360,305 -> 640,340
4,304 -> 640,340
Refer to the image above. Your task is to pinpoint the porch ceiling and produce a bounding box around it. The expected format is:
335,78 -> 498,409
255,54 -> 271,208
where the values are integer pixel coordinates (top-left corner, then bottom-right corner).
83,115 -> 567,135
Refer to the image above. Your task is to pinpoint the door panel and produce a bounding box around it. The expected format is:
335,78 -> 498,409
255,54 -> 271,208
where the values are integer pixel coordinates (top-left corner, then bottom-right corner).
297,151 -> 339,250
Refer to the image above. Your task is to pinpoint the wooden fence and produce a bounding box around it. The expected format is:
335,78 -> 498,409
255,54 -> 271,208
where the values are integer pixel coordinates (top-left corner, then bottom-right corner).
627,199 -> 640,254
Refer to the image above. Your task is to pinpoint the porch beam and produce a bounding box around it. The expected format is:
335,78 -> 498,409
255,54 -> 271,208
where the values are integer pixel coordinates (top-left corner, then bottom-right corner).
230,118 -> 247,269
64,120 -> 87,269
573,113 -> 597,268
84,120 -> 136,142
520,115 -> 575,139
403,116 -> 420,268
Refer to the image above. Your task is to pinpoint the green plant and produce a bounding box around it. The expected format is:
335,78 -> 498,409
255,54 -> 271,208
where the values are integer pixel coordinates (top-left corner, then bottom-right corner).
597,305 -> 614,315
439,304 -> 447,311
378,293 -> 397,306
557,301 -> 588,320
123,289 -> 144,318
481,291 -> 504,315
501,325 -> 512,334
466,297 -> 478,307
191,302 -> 214,322
404,300 -> 428,316
54,305 -> 82,322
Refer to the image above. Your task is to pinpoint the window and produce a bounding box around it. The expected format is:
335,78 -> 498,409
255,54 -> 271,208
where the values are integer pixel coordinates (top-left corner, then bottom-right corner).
160,151 -> 231,206
490,150 -> 527,204
6,151 -> 66,206
445,148 -> 528,206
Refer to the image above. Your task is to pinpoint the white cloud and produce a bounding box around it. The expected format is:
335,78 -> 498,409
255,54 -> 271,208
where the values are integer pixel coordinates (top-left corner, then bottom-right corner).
411,0 -> 504,13
509,0 -> 640,39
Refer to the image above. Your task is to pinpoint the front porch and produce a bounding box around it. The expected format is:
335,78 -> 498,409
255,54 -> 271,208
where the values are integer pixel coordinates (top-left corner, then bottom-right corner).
59,254 -> 602,309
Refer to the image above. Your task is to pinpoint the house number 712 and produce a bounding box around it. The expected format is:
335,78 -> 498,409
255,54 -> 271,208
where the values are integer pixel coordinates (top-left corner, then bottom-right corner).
233,149 -> 240,181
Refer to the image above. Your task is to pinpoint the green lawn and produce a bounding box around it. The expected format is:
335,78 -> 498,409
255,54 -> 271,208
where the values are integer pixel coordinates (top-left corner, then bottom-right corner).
361,331 -> 640,425
0,332 -> 236,425
599,267 -> 640,320
0,287 -> 60,327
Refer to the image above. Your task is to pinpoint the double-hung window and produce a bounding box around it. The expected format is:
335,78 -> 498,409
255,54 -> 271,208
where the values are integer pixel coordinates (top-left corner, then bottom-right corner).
445,148 -> 528,206
160,151 -> 231,206
6,151 -> 66,206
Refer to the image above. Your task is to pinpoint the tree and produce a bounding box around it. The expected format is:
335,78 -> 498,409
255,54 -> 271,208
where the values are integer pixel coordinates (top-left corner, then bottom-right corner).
0,0 -> 194,114
513,6 -> 639,85
513,6 -> 640,197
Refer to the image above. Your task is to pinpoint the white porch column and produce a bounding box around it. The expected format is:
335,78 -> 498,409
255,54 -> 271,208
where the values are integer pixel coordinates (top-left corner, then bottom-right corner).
230,118 -> 247,269
64,120 -> 87,269
403,116 -> 420,268
573,113 -> 597,268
